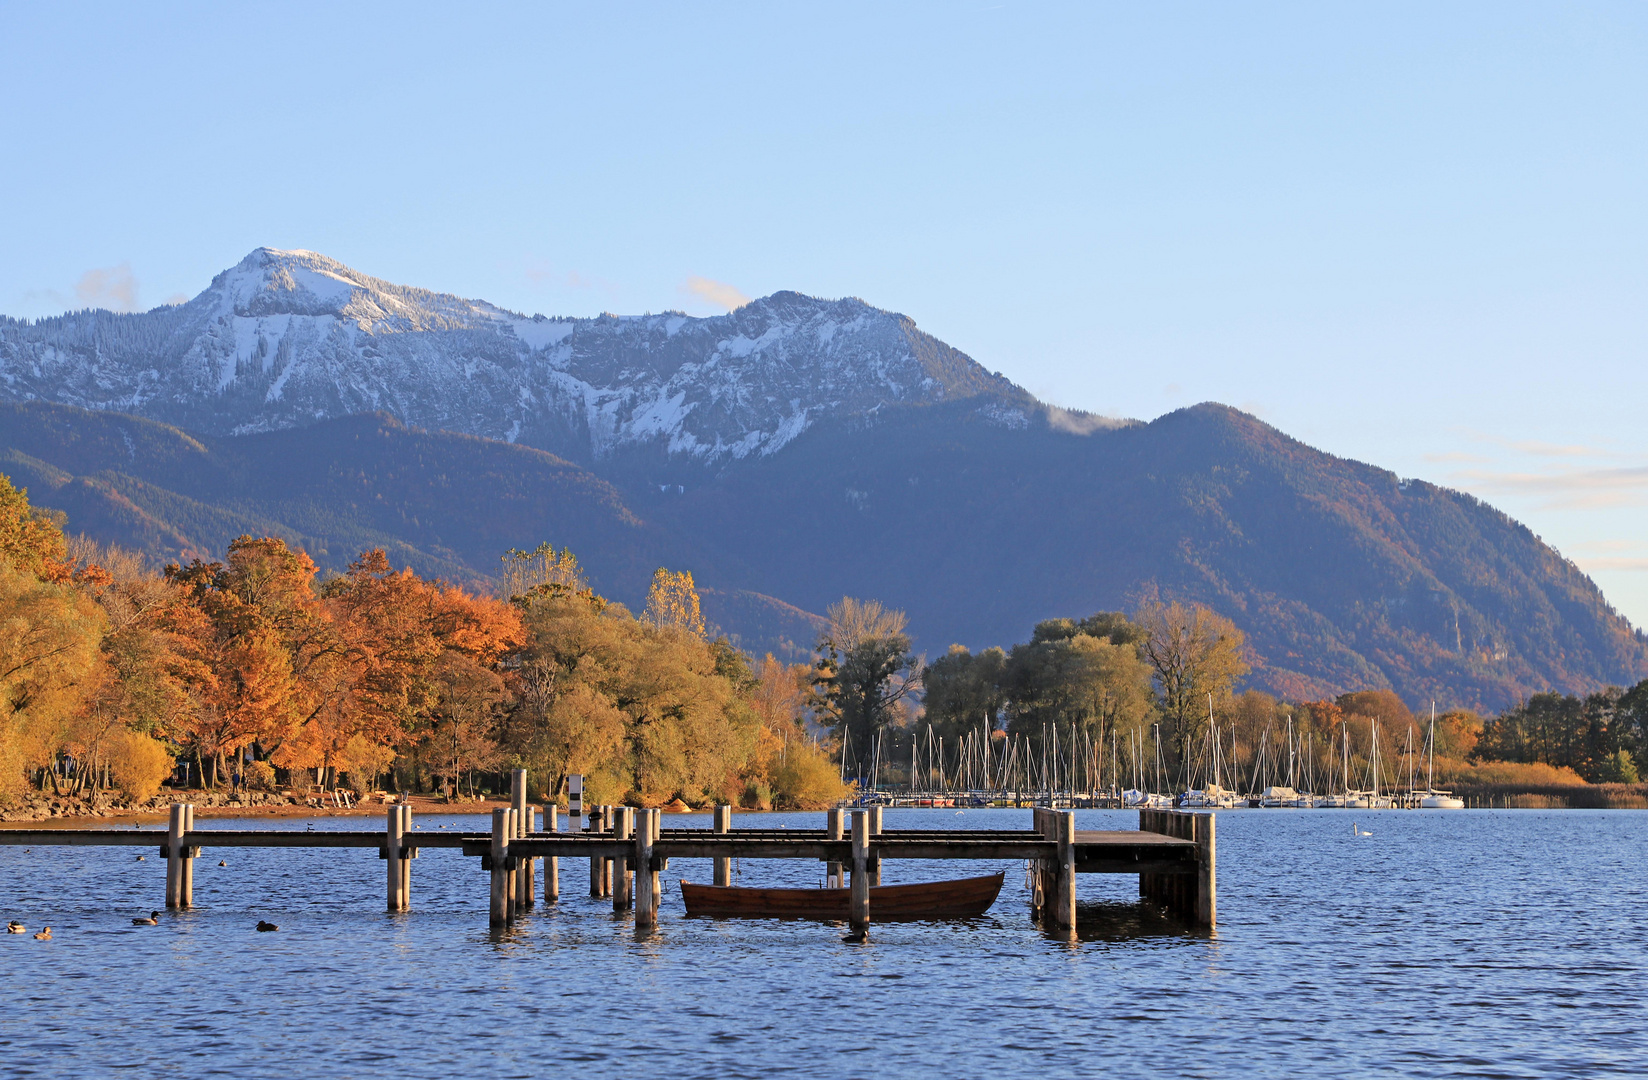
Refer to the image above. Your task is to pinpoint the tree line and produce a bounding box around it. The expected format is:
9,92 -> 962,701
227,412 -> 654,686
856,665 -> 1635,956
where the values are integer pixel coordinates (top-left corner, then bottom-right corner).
0,475 -> 845,809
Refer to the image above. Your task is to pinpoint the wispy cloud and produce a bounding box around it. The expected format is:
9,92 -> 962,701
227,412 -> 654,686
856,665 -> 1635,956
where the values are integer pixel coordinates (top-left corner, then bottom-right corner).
1454,464 -> 1648,509
681,276 -> 750,312
1576,557 -> 1648,572
75,263 -> 139,311
1423,451 -> 1491,464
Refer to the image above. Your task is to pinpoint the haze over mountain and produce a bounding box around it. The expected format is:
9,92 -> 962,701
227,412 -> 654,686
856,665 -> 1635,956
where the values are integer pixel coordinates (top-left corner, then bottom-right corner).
3,249 -> 1643,711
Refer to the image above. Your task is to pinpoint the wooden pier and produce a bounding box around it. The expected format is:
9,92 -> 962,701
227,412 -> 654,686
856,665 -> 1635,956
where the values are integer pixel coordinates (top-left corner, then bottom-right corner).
0,773 -> 1214,933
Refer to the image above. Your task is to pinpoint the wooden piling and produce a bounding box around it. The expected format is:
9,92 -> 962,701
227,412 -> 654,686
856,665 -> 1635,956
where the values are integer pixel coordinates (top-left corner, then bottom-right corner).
1195,812 -> 1216,928
511,770 -> 534,909
489,808 -> 509,926
165,804 -> 184,909
825,807 -> 843,887
849,810 -> 870,933
399,804 -> 412,907
868,806 -> 883,886
647,807 -> 662,916
613,807 -> 633,913
635,808 -> 657,928
386,804 -> 405,911
713,805 -> 732,886
588,806 -> 606,898
1052,810 -> 1077,929
544,803 -> 559,902
180,803 -> 195,908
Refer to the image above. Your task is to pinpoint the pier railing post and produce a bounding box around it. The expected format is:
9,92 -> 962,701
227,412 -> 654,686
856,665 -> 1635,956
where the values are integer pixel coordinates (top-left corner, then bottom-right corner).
614,807 -> 633,913
713,804 -> 732,886
489,808 -> 509,926
386,804 -> 405,912
849,810 -> 870,934
545,803 -> 559,903
1054,810 -> 1077,929
635,809 -> 657,928
825,807 -> 843,887
1195,813 -> 1216,928
165,804 -> 184,909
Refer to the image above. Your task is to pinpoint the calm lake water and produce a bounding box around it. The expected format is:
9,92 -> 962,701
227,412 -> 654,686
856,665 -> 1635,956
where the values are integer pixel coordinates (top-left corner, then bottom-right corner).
0,807 -> 1642,1078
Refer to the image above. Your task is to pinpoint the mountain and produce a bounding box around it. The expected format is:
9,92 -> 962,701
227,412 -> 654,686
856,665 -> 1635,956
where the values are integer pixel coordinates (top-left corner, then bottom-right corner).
3,249 -> 1644,710
0,247 -> 1026,470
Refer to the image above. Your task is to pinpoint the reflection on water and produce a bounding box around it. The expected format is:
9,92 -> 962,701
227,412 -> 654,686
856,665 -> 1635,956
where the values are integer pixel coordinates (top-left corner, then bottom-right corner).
1,808 -> 1644,1078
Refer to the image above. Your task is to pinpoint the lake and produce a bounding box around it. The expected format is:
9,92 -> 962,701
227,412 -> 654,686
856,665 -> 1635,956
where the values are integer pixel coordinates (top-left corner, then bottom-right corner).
1,807 -> 1641,1078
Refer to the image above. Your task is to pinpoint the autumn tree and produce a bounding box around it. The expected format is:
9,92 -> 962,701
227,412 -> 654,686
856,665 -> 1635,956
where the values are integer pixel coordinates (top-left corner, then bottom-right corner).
811,597 -> 922,777
1134,599 -> 1249,779
642,567 -> 707,638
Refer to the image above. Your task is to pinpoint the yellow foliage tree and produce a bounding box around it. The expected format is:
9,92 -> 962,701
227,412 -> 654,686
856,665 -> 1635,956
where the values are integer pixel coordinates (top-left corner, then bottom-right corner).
108,729 -> 174,804
642,568 -> 706,637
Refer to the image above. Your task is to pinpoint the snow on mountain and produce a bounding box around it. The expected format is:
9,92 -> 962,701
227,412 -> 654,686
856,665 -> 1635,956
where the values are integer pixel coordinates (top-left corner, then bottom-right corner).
0,248 -> 1029,463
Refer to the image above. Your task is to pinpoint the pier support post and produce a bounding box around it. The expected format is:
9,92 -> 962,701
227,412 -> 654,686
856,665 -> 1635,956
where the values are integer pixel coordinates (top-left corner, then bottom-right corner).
1052,810 -> 1077,929
399,804 -> 413,907
614,807 -> 633,913
1028,807 -> 1047,918
635,809 -> 657,928
1195,812 -> 1216,928
588,806 -> 606,898
544,803 -> 559,902
386,804 -> 405,911
825,807 -> 843,887
511,770 -> 534,909
648,808 -> 662,917
868,806 -> 882,886
849,810 -> 870,935
489,808 -> 509,926
713,805 -> 732,886
165,803 -> 185,909
181,803 -> 196,908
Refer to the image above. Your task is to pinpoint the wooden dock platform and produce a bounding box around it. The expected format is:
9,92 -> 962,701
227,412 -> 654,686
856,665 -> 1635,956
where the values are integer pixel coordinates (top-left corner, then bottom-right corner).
0,773 -> 1214,934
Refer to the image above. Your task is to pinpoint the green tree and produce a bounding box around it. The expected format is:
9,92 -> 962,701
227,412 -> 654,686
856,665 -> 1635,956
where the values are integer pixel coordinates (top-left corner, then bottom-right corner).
811,597 -> 921,777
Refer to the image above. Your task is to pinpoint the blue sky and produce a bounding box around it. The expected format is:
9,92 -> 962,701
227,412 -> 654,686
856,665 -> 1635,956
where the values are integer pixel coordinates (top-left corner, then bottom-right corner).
4,2 -> 1647,626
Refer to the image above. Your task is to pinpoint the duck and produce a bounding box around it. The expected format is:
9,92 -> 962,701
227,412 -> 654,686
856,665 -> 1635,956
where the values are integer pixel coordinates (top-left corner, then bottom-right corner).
6,921 -> 24,934
33,927 -> 51,940
132,911 -> 159,926
136,855 -> 145,861
255,920 -> 279,932
218,860 -> 226,866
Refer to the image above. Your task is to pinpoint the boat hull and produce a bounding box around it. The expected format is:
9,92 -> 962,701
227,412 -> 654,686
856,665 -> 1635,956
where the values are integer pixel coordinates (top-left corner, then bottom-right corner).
679,872 -> 1005,921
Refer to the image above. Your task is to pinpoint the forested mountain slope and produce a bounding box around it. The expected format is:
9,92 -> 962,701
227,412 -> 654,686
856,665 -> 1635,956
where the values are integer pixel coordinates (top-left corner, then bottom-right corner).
4,399 -> 1642,711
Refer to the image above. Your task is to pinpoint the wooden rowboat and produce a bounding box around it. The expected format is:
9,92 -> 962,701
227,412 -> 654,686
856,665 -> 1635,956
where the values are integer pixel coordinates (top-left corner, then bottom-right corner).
679,871 -> 1004,920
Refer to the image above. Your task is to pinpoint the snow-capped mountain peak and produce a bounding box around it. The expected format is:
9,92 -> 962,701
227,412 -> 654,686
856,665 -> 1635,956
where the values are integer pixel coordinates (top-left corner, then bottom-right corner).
0,249 -> 1029,464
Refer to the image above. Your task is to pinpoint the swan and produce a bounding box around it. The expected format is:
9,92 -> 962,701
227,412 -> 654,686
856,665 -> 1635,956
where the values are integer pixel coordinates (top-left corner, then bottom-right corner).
255,920 -> 279,932
133,911 -> 159,926
1353,823 -> 1372,837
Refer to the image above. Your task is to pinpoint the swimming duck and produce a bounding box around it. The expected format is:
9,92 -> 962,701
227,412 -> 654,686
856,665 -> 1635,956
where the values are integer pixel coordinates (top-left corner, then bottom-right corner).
255,920 -> 278,932
6,921 -> 24,934
33,927 -> 51,940
218,860 -> 226,866
132,911 -> 159,926
136,855 -> 145,861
